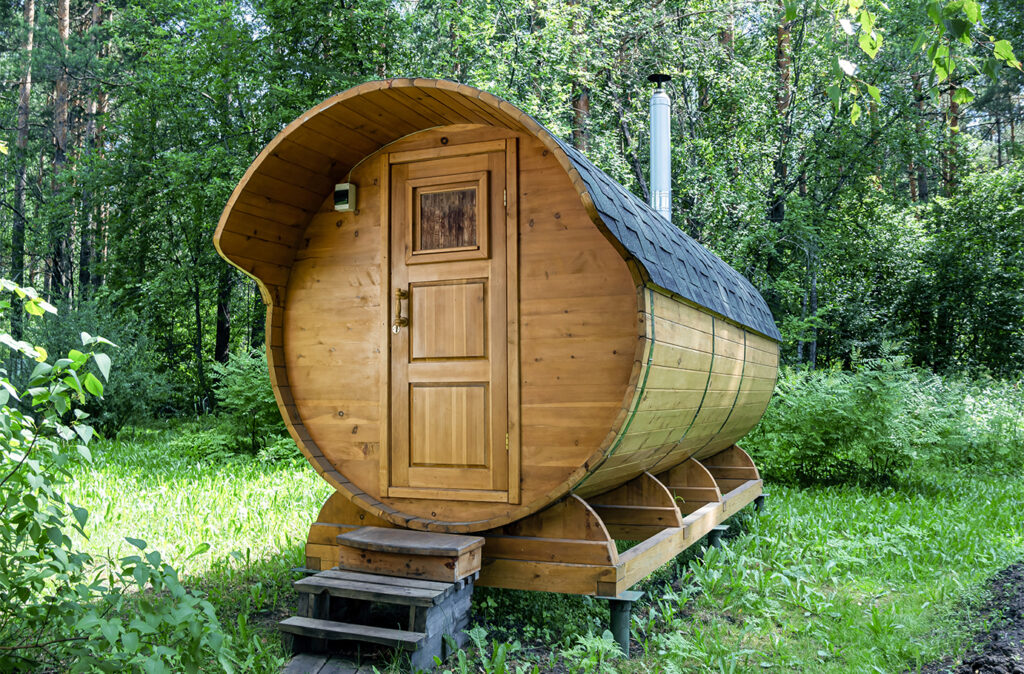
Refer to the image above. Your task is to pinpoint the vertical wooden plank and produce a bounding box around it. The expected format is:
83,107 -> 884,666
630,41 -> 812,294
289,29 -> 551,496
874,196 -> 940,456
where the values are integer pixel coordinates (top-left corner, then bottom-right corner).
389,161 -> 411,490
487,148 -> 510,495
505,137 -> 521,504
379,155 -> 392,497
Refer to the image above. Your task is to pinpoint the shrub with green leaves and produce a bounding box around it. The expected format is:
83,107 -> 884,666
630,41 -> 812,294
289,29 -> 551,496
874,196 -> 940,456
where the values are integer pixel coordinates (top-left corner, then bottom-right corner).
24,300 -> 182,429
746,355 -> 1024,487
211,346 -> 287,454
0,281 -> 231,672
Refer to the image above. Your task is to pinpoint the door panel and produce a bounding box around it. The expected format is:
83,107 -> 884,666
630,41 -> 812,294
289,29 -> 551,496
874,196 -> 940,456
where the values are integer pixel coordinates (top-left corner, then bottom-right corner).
410,384 -> 488,467
387,149 -> 513,501
410,280 -> 487,361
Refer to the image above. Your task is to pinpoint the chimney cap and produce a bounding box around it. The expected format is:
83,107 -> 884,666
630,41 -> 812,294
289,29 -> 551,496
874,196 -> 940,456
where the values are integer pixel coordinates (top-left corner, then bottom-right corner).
647,73 -> 672,86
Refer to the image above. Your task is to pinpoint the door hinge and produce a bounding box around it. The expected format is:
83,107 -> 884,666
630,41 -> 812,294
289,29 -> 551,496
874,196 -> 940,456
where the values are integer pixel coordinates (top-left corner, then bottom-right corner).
503,189 -> 507,207
505,433 -> 510,451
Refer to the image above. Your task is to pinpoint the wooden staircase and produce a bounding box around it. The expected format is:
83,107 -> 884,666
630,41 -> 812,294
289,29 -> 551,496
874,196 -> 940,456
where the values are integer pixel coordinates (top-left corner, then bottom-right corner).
280,528 -> 483,672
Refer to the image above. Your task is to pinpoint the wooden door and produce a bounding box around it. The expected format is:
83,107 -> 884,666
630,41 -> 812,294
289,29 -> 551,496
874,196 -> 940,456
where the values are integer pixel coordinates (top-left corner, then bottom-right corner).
385,141 -> 519,503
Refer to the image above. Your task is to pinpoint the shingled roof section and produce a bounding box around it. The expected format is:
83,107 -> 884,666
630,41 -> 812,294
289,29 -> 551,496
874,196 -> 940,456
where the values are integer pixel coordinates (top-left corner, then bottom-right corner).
551,137 -> 782,342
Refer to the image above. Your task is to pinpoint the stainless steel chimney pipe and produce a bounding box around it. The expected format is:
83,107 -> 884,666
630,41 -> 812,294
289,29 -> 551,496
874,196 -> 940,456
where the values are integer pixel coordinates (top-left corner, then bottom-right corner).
648,74 -> 672,221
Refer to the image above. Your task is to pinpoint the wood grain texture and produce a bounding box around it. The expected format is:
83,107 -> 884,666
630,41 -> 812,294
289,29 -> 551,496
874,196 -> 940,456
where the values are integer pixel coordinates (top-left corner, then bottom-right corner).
214,79 -> 779,538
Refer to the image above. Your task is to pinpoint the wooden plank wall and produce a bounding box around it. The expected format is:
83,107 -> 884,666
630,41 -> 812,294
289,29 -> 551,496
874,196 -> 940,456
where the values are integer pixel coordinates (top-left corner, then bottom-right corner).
282,125 -> 640,530
574,291 -> 778,498
215,80 -> 779,532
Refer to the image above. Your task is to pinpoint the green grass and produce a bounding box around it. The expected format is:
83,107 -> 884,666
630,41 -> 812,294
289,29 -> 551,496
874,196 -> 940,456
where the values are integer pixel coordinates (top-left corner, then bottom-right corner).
621,474 -> 1024,673
65,428 -> 331,672
64,427 -> 1024,673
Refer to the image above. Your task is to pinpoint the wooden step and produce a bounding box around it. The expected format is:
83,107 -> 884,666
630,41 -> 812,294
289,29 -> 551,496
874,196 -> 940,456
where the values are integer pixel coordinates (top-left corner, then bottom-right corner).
293,572 -> 447,607
335,527 -> 484,582
279,616 -> 425,651
317,569 -> 453,592
282,653 -> 357,674
336,526 -> 484,556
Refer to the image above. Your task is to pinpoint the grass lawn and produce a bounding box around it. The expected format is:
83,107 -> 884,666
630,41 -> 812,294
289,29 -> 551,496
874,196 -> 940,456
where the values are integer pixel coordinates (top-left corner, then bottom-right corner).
66,428 -> 1024,673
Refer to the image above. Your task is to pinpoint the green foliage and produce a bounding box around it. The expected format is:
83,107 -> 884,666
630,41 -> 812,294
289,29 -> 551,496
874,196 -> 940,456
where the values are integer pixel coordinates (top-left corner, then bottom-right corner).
559,630 -> 623,673
205,346 -> 288,455
56,398 -> 1024,673
746,355 -> 1024,486
902,164 -> 1024,376
0,281 -> 231,672
24,302 -> 182,428
473,586 -> 609,645
631,472 -> 1024,672
437,626 -> 537,674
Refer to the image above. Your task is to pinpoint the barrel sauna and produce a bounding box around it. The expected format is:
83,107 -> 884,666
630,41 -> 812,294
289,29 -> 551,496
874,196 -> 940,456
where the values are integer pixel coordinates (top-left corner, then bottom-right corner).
214,79 -> 780,595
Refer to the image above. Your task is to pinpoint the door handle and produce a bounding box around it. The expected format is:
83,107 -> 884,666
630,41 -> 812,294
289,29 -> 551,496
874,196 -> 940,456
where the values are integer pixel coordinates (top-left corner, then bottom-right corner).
392,288 -> 409,333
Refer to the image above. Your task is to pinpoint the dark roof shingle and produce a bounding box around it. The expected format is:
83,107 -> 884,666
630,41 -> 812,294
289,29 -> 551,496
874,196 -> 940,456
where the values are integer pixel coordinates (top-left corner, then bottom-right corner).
552,138 -> 781,341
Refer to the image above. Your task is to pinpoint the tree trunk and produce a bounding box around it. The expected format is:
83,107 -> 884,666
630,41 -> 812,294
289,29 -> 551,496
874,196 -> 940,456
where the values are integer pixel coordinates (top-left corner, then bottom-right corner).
797,289 -> 807,363
78,3 -> 108,304
193,277 -> 208,403
12,0 -> 35,328
718,3 -> 734,57
92,87 -> 108,293
214,267 -> 233,364
912,74 -> 930,201
768,0 -> 792,225
808,252 -> 818,369
248,280 -> 265,349
996,116 -> 1003,167
908,163 -> 918,201
572,86 -> 590,152
611,89 -> 649,201
943,81 -> 960,195
50,0 -> 71,303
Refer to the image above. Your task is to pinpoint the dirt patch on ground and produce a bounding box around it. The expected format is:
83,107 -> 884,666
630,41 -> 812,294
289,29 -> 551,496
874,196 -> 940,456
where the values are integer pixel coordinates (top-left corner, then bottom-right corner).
921,563 -> 1024,674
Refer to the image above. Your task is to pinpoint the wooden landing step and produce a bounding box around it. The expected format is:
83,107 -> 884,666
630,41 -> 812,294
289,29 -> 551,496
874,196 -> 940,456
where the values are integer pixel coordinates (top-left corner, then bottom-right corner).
279,616 -> 424,651
336,526 -> 484,582
294,569 -> 453,606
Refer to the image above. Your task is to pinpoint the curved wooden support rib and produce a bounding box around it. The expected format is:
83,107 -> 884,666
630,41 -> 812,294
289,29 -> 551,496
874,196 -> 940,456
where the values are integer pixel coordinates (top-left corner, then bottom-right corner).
700,444 -> 761,495
586,471 -> 682,541
305,491 -> 397,571
656,459 -> 723,515
479,495 -> 619,594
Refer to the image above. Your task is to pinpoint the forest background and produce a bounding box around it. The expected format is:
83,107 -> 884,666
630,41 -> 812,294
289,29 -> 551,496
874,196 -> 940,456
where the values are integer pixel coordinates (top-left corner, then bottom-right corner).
1,0 -> 1022,430
2,0 -> 1024,671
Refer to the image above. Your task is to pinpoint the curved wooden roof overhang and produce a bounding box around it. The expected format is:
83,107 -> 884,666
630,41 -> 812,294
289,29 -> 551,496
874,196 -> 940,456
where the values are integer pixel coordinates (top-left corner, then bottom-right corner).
214,79 -> 780,531
215,78 -> 780,342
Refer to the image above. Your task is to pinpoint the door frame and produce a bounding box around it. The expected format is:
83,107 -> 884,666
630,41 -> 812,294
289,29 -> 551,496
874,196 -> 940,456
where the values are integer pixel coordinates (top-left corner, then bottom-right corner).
379,137 -> 520,505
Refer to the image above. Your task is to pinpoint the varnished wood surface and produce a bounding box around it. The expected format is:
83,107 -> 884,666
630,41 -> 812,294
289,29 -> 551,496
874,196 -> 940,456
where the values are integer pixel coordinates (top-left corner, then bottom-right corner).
306,445 -> 763,595
214,79 -> 780,534
337,526 -> 484,556
388,149 -> 512,500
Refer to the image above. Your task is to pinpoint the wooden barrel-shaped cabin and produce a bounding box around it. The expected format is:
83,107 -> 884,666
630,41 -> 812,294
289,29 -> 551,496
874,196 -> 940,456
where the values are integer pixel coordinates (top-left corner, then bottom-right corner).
214,80 -> 780,547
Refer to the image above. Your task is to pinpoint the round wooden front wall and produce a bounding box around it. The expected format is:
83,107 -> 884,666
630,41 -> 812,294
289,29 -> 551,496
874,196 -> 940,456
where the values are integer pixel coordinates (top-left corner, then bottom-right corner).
282,125 -> 641,530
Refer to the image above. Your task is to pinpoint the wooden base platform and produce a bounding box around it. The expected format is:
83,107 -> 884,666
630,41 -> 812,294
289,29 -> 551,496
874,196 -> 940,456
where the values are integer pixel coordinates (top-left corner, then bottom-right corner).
304,445 -> 762,597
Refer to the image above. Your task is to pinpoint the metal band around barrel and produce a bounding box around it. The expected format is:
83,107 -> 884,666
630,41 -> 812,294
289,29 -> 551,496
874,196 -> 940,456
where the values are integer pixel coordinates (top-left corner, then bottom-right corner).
694,328 -> 748,456
642,314 -> 717,475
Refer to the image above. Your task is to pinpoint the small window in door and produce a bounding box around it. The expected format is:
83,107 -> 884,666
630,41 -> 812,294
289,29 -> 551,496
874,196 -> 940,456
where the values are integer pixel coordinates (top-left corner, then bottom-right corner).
404,171 -> 489,264
417,188 -> 477,251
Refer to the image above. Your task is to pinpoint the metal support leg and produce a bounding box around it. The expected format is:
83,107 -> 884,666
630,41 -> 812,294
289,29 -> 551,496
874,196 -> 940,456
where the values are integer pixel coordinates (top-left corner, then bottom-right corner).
596,590 -> 643,655
708,524 -> 729,549
754,493 -> 767,512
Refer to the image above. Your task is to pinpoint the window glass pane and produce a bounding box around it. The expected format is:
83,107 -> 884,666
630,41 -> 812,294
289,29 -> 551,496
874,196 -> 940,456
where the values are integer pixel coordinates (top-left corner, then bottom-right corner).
418,188 -> 477,250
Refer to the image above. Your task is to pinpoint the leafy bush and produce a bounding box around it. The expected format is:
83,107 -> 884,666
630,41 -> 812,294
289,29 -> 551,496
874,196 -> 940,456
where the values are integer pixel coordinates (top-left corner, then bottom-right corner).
0,281 -> 231,672
211,346 -> 286,453
24,300 -> 183,429
746,355 -> 1024,487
